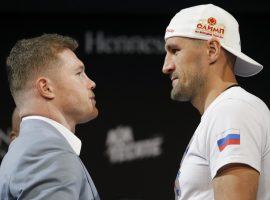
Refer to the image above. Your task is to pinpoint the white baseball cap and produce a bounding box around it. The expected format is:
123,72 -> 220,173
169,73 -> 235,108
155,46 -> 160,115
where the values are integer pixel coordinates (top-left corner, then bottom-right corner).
165,4 -> 263,77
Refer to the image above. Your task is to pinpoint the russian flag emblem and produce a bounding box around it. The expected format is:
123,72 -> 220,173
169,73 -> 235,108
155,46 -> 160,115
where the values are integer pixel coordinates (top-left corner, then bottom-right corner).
217,129 -> 240,151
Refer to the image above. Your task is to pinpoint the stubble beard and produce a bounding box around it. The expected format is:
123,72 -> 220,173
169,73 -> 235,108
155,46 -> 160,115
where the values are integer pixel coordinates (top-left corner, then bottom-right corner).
171,73 -> 205,103
171,82 -> 191,102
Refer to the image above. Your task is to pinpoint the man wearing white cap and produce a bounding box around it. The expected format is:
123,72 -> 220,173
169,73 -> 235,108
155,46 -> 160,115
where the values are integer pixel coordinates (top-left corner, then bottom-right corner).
162,4 -> 270,200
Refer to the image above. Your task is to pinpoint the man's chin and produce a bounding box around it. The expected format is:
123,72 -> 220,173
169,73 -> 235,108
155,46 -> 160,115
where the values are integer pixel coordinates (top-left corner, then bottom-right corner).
78,108 -> 99,124
171,91 -> 189,102
171,89 -> 180,100
87,108 -> 99,121
91,108 -> 99,119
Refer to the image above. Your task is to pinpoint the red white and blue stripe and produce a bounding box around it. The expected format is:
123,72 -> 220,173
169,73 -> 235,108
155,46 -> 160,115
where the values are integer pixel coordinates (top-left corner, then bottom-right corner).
217,129 -> 240,151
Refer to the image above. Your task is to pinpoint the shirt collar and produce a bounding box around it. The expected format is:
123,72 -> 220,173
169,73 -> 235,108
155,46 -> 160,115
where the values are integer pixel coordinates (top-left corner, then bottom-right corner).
22,115 -> 82,155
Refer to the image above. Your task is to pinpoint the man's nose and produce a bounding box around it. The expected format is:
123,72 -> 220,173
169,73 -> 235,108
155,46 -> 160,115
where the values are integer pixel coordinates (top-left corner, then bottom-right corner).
162,54 -> 175,74
87,77 -> 96,90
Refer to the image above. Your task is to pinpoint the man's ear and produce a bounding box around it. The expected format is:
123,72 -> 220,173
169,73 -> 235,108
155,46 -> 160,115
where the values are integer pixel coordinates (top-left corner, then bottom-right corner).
35,77 -> 55,99
207,38 -> 221,65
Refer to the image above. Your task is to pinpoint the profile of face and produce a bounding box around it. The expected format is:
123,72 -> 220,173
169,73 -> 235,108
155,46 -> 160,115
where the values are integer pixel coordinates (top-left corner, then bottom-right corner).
162,37 -> 207,102
50,49 -> 98,124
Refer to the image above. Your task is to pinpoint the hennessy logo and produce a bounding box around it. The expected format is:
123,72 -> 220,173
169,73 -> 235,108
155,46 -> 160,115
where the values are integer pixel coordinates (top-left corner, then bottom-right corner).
195,17 -> 225,38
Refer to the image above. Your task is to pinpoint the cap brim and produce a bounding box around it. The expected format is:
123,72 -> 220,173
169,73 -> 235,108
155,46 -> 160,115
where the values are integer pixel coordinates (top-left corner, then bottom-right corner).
221,44 -> 263,77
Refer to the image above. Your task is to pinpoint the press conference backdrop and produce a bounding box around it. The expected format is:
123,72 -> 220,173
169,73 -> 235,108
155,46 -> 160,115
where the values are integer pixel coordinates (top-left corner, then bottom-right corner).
0,1 -> 269,199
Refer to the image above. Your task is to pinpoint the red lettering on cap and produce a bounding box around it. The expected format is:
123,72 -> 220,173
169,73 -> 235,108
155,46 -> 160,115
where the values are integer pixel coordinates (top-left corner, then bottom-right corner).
195,18 -> 225,39
197,23 -> 203,28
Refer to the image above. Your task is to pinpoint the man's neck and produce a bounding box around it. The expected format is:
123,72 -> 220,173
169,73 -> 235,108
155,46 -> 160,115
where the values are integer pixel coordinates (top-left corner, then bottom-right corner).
20,105 -> 76,133
191,80 -> 238,115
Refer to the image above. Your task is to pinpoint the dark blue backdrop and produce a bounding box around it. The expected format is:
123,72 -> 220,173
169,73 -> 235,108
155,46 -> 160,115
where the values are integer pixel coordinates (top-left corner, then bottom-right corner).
0,2 -> 269,199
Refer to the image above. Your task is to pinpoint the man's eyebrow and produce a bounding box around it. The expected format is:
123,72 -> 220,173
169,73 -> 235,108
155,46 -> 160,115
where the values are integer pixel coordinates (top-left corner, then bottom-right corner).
165,43 -> 179,51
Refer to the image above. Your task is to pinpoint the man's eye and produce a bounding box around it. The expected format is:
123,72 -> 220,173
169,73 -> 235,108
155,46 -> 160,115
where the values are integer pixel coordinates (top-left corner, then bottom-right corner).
171,49 -> 180,54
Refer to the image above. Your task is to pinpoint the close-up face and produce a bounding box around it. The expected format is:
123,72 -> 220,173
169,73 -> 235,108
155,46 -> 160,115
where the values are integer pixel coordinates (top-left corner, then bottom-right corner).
162,37 -> 208,102
52,49 -> 98,124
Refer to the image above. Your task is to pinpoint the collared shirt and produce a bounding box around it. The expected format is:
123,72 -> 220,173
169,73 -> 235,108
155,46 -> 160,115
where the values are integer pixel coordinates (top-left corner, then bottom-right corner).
22,116 -> 82,155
